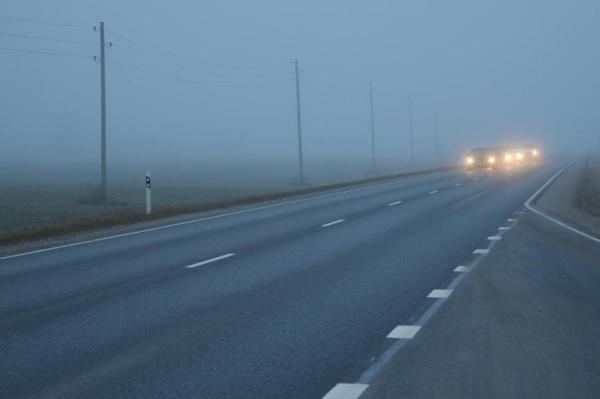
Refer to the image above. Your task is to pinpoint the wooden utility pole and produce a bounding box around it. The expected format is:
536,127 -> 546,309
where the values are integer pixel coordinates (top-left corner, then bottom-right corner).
369,82 -> 376,171
294,59 -> 305,184
99,21 -> 107,202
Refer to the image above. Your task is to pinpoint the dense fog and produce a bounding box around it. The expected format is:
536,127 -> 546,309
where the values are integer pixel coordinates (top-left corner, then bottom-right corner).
2,0 -> 599,176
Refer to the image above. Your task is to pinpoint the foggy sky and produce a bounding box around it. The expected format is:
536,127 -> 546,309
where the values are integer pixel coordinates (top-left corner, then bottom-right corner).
2,0 -> 600,167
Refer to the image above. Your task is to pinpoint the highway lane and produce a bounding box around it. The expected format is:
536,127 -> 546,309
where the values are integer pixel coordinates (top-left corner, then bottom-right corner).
362,180 -> 600,399
0,164 -> 563,398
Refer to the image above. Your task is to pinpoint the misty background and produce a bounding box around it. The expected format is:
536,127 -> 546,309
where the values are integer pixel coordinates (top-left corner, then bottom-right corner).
1,0 -> 600,235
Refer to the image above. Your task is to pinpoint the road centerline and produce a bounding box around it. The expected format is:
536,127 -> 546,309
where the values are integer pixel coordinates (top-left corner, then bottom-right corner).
321,219 -> 345,228
184,253 -> 236,269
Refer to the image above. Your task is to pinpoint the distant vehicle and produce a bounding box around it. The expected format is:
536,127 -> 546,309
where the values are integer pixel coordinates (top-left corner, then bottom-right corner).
498,146 -> 518,166
464,147 -> 501,170
504,144 -> 541,166
520,143 -> 541,164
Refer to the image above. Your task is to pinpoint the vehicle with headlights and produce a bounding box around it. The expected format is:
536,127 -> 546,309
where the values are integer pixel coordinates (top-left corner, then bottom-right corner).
464,147 -> 500,170
504,144 -> 540,167
521,143 -> 541,164
498,146 -> 520,167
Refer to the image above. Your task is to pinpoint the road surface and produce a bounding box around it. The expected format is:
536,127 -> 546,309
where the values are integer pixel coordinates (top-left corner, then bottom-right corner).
0,163 -> 564,398
362,173 -> 600,399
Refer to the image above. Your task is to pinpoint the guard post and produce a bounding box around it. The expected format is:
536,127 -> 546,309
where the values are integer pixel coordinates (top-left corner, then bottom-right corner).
145,171 -> 152,215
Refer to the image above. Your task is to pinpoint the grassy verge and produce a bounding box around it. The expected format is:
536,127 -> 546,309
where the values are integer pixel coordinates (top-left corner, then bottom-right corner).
576,157 -> 600,217
1,167 -> 450,245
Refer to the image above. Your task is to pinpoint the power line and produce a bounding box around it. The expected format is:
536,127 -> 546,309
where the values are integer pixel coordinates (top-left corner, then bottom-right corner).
111,42 -> 201,72
0,46 -> 92,58
109,60 -> 192,82
107,30 -> 203,63
111,42 -> 267,80
0,31 -> 96,44
107,60 -> 251,87
0,15 -> 89,29
107,29 -> 264,71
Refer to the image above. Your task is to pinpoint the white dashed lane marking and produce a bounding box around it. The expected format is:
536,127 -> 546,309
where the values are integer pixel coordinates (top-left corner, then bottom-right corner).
387,325 -> 421,339
428,289 -> 453,299
428,190 -> 439,194
388,200 -> 403,206
473,249 -> 489,255
454,265 -> 471,272
322,383 -> 369,399
487,236 -> 501,241
498,226 -> 511,231
455,183 -> 462,186
321,219 -> 345,228
507,218 -> 517,222
184,253 -> 236,269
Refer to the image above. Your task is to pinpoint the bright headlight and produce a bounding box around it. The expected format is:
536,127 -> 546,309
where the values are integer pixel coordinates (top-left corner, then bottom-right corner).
466,157 -> 474,165
488,156 -> 495,164
504,153 -> 513,162
532,149 -> 539,156
516,152 -> 524,160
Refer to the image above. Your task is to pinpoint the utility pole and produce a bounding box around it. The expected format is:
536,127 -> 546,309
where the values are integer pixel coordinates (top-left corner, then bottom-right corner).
408,97 -> 415,170
99,21 -> 107,202
434,108 -> 440,167
369,82 -> 376,172
294,59 -> 305,184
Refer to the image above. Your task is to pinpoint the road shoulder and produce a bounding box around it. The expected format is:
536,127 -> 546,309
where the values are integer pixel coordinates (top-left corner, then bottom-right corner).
535,158 -> 600,237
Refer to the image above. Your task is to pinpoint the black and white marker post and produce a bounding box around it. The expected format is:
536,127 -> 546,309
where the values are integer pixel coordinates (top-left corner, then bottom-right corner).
145,171 -> 152,216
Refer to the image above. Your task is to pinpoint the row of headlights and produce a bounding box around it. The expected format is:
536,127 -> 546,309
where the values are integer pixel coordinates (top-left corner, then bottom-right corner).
465,149 -> 539,166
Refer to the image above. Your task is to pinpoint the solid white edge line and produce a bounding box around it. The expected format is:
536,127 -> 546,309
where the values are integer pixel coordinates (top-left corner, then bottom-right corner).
322,383 -> 369,399
0,172 -> 447,261
388,200 -> 403,206
524,160 -> 600,244
321,219 -> 345,228
184,253 -> 236,269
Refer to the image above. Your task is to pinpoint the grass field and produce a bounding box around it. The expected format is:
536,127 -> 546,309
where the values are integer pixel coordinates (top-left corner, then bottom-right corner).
0,158 -> 429,242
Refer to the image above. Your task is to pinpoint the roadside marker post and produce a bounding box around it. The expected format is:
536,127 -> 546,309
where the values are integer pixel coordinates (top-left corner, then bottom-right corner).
145,171 -> 152,215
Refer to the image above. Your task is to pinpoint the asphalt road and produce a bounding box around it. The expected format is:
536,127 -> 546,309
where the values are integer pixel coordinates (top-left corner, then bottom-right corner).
363,182 -> 600,399
0,163 -> 564,399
